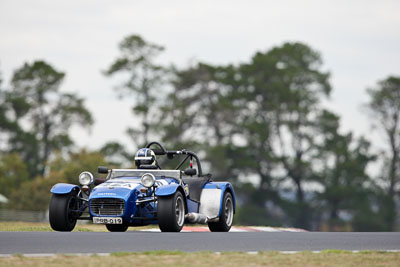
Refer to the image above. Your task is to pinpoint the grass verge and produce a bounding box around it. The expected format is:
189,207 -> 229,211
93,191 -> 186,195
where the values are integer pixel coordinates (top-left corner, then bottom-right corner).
0,251 -> 399,267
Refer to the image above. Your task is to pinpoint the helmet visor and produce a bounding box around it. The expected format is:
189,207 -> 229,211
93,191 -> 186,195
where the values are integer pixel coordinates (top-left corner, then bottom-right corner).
135,156 -> 154,165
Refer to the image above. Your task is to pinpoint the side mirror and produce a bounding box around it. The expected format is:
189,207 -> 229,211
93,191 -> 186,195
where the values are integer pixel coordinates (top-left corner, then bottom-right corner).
98,166 -> 109,174
184,168 -> 197,176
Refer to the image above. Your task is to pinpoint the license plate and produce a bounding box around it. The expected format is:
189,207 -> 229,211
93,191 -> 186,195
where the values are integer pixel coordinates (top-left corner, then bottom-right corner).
93,217 -> 123,224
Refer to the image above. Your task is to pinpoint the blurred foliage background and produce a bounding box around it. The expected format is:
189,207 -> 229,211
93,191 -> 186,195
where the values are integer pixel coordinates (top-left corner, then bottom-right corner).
1,34 -> 399,231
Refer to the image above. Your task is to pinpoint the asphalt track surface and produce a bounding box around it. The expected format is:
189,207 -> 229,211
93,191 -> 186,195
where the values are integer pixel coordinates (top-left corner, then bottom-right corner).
1,232 -> 400,254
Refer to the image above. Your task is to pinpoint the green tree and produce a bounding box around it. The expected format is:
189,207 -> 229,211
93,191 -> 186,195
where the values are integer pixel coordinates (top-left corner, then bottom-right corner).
314,110 -> 376,230
104,35 -> 167,147
157,43 -> 332,229
159,62 -> 279,224
48,149 -> 108,184
4,60 -> 93,177
365,76 -> 400,230
159,63 -> 242,175
8,149 -> 107,211
0,71 -> 21,150
100,141 -> 133,167
235,42 -> 331,229
0,153 -> 29,199
351,187 -> 395,231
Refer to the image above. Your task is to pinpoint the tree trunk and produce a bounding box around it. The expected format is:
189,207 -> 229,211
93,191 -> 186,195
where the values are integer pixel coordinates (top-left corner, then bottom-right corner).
40,119 -> 51,176
329,202 -> 339,231
388,130 -> 398,198
293,176 -> 310,230
387,127 -> 398,231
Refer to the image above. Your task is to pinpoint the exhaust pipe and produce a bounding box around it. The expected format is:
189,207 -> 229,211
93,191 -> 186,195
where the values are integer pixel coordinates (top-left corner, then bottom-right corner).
185,213 -> 208,224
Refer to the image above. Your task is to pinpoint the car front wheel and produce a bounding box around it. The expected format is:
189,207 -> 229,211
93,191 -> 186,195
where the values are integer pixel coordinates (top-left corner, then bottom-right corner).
49,191 -> 79,232
158,191 -> 185,232
208,191 -> 234,232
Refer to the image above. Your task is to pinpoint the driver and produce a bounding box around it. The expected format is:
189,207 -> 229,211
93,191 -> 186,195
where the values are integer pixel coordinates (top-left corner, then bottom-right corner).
134,148 -> 157,169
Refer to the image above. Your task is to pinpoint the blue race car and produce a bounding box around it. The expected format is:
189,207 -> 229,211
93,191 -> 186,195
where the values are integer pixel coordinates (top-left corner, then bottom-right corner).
49,141 -> 235,232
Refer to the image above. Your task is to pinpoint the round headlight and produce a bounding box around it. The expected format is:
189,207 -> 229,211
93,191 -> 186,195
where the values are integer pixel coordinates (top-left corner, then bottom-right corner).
79,171 -> 94,186
141,173 -> 155,188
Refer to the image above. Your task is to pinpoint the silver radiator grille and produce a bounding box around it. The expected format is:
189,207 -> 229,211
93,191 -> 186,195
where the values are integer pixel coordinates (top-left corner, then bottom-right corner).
90,198 -> 125,216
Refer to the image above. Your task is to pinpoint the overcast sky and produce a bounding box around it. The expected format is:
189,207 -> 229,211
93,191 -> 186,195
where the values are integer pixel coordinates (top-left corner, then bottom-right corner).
1,0 -> 399,152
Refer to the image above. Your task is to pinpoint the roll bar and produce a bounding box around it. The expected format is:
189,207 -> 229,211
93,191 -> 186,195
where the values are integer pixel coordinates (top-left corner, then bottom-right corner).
145,141 -> 203,176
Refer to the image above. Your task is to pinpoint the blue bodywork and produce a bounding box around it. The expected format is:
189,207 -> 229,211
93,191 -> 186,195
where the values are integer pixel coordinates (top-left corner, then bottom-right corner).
49,142 -> 237,232
51,183 -> 79,194
155,183 -> 181,196
51,171 -> 235,226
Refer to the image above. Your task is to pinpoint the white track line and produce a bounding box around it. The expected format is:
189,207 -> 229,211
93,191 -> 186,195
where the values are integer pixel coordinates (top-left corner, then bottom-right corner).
1,250 -> 399,258
140,226 -> 307,232
251,227 -> 281,232
0,253 -> 111,258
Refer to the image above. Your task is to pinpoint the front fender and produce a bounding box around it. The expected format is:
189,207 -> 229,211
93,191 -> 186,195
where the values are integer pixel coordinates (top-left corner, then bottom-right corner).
50,183 -> 80,195
155,184 -> 181,197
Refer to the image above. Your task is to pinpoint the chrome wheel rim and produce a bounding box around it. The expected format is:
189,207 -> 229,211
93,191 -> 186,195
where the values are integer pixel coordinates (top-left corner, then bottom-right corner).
175,195 -> 185,226
225,196 -> 233,226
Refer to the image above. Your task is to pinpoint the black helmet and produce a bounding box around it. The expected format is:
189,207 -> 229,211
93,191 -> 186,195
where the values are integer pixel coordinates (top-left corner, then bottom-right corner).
134,148 -> 156,168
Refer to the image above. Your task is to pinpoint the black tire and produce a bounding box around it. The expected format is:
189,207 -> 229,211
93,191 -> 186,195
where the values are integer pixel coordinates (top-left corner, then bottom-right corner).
208,192 -> 234,232
158,191 -> 185,232
49,191 -> 79,232
106,224 -> 128,232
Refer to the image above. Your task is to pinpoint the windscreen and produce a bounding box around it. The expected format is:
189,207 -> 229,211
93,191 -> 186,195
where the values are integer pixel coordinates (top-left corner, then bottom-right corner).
108,169 -> 181,180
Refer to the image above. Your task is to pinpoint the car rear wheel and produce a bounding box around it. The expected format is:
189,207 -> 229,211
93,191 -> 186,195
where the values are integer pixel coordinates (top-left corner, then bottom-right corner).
208,192 -> 234,232
158,191 -> 185,232
106,224 -> 129,232
49,191 -> 79,232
